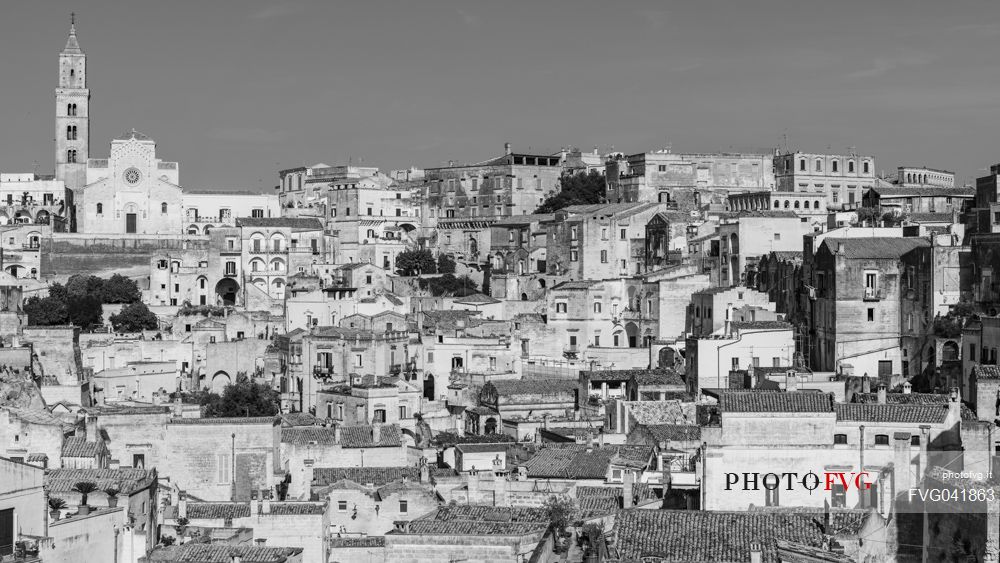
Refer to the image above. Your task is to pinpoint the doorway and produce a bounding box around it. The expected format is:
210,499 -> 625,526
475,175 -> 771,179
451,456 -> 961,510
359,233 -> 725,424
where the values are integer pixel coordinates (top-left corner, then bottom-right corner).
126,213 -> 137,233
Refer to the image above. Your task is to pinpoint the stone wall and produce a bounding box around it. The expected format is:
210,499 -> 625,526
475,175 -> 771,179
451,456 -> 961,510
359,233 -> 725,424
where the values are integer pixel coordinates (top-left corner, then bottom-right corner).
41,233 -> 208,279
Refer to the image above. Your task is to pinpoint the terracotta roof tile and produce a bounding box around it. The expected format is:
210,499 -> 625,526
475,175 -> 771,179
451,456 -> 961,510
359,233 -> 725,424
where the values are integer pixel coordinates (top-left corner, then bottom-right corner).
151,543 -> 302,562
522,444 -> 653,479
645,424 -> 701,442
820,237 -> 930,260
280,424 -> 401,448
46,468 -> 156,495
169,416 -> 278,426
834,403 -> 949,424
487,378 -> 578,397
61,436 -> 108,459
973,365 -> 1000,380
719,391 -> 834,413
313,466 -> 418,488
185,502 -> 251,520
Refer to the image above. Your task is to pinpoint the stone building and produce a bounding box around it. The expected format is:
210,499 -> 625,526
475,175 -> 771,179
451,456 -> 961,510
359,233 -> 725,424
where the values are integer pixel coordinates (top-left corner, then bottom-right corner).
896,166 -> 955,188
74,130 -> 182,234
324,175 -> 419,267
863,185 -> 973,216
238,217 -> 328,301
424,143 -> 563,265
0,223 -> 49,279
0,174 -> 70,231
773,150 -> 876,210
686,286 -> 775,337
717,211 -> 814,287
488,213 -> 555,300
810,237 -> 929,376
181,191 -> 281,235
55,21 -> 89,197
685,321 -> 796,393
726,189 -> 828,221
643,211 -> 692,272
605,150 -> 774,206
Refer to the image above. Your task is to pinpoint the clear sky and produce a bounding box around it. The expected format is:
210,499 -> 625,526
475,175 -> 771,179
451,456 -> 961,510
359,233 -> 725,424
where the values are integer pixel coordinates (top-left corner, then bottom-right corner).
2,0 -> 999,190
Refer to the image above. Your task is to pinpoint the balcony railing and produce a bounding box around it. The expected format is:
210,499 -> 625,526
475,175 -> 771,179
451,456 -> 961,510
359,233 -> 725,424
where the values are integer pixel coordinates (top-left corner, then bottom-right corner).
863,287 -> 883,301
22,244 -> 40,251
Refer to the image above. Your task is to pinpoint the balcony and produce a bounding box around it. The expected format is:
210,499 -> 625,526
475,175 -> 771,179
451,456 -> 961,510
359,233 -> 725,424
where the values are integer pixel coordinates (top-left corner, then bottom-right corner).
862,287 -> 883,302
22,244 -> 40,251
562,345 -> 579,360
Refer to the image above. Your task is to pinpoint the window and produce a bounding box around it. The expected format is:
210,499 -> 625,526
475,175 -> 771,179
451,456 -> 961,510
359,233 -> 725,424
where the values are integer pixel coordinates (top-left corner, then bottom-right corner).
355,354 -> 363,368
765,484 -> 780,506
594,302 -> 602,314
96,203 -> 103,214
338,501 -> 348,512
874,434 -> 890,446
217,454 -> 231,483
225,261 -> 237,275
832,161 -> 838,173
831,484 -> 846,508
620,228 -> 627,240
337,404 -> 344,419
570,250 -> 578,261
815,159 -> 822,172
133,453 -> 145,469
399,405 -> 407,419
161,202 -> 168,214
570,226 -> 578,240
848,161 -> 855,173
613,333 -> 620,347
911,435 -> 921,447
970,344 -> 977,362
594,335 -> 600,346
774,233 -> 781,241
600,250 -> 608,263
731,357 -> 739,369
799,159 -> 806,171
867,308 -> 874,322
834,434 -> 847,445
863,161 -> 870,174
601,228 -> 608,240
67,149 -> 77,163
399,500 -> 408,513
555,302 -> 567,313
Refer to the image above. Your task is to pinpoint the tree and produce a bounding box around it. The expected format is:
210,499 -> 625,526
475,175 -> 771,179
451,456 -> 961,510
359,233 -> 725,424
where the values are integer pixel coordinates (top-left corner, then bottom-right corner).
199,374 -> 279,418
102,274 -> 142,304
66,295 -> 103,329
65,275 -> 104,299
543,495 -> 576,531
852,207 -> 880,226
535,170 -> 606,213
109,302 -> 159,332
437,253 -> 457,274
418,274 -> 480,297
23,295 -> 69,326
395,249 -> 437,276
72,481 -> 98,506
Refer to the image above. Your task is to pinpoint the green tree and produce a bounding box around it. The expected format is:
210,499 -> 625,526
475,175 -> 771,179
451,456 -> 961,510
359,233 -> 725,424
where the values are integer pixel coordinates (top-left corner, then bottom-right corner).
395,249 -> 437,276
101,274 -> 142,304
66,295 -> 103,329
109,302 -> 159,332
437,253 -> 457,274
199,374 -> 279,418
535,171 -> 606,213
543,495 -> 576,531
23,295 -> 69,326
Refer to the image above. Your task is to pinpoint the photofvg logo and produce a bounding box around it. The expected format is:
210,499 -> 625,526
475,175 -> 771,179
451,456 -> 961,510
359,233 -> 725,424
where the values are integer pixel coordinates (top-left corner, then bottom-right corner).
724,471 -> 873,492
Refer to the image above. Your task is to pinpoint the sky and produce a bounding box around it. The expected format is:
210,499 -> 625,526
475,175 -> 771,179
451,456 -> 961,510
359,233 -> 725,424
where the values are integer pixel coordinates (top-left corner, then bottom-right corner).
2,0 -> 1000,191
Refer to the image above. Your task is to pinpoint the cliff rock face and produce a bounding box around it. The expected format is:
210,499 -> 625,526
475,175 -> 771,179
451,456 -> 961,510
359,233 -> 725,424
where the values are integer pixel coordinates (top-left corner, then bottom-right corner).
0,369 -> 45,410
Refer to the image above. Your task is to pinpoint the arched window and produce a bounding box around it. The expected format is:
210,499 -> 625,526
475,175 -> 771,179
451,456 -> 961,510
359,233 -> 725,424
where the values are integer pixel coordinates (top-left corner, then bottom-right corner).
199,277 -> 207,289
815,200 -> 821,209
67,104 -> 76,116
803,200 -> 810,209
70,69 -> 75,78
784,200 -> 790,209
773,200 -> 779,209
96,203 -> 103,214
67,150 -> 76,163
161,202 -> 168,214
794,201 -> 800,209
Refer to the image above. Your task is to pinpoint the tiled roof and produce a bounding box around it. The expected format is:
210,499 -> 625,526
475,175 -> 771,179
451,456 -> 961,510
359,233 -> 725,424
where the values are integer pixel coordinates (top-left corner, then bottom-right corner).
645,424 -> 701,442
281,424 -> 401,448
869,186 -> 973,197
551,280 -> 602,290
577,484 -> 657,517
853,393 -> 977,420
169,416 -> 278,426
614,509 -> 844,563
279,412 -> 320,427
150,543 -> 303,563
7,407 -> 73,429
488,378 -> 578,397
185,503 -> 251,520
719,391 -> 834,413
431,432 -> 516,448
820,237 -> 930,260
329,537 -> 386,548
907,212 -> 956,223
731,321 -> 793,331
235,217 -> 324,230
453,293 -> 501,305
61,437 -> 108,459
834,403 -> 950,424
492,214 -> 555,226
396,504 -> 549,536
626,401 -> 697,426
632,369 -> 685,387
521,444 -> 653,479
268,502 -> 326,515
456,443 -> 509,453
973,365 -> 1000,380
313,466 -> 418,488
46,468 -> 156,495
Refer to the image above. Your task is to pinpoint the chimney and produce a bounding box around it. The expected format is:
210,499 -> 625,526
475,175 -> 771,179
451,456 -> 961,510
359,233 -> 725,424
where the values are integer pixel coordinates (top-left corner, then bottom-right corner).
231,556 -> 242,563
948,387 -> 961,420
749,542 -> 762,563
261,490 -> 271,514
303,461 -> 315,501
504,142 -> 512,156
419,459 -> 429,483
877,383 -> 887,404
334,423 -> 342,444
894,433 -> 912,501
902,381 -> 912,394
250,489 -> 259,515
861,376 -> 871,394
85,414 -> 98,443
178,491 -> 187,519
785,370 -> 798,393
372,424 -> 381,444
586,431 -> 594,452
623,470 -> 635,508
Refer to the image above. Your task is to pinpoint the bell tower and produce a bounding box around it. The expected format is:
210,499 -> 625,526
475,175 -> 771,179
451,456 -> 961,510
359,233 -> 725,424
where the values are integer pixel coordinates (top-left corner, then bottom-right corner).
55,13 -> 89,196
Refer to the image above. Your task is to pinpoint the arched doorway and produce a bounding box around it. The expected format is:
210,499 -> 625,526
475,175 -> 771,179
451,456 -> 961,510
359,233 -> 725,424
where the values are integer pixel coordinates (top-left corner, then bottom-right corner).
211,371 -> 231,393
942,341 -> 959,361
484,417 -> 497,434
625,322 -> 640,348
215,278 -> 240,306
4,265 -> 22,277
